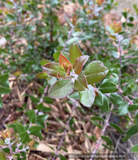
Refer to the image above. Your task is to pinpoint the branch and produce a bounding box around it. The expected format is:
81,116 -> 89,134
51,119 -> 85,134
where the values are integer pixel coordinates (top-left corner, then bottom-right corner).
117,35 -> 123,89
52,100 -> 77,160
62,24 -> 74,52
90,105 -> 113,160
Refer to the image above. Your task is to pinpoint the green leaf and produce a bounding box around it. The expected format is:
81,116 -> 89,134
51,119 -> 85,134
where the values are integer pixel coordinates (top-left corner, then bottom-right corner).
0,74 -> 9,84
42,107 -> 52,113
0,86 -> 11,94
91,116 -> 104,121
69,92 -> 79,99
25,110 -> 36,123
126,124 -> 138,136
122,134 -> 132,142
133,4 -> 138,13
68,37 -> 80,45
122,12 -> 127,19
109,35 -> 117,40
136,114 -> 138,126
16,122 -> 26,134
110,93 -> 123,105
53,52 -> 60,61
101,136 -> 113,146
77,0 -> 84,6
99,81 -> 117,93
58,37 -> 65,46
36,72 -> 47,79
59,155 -> 67,160
5,0 -> 14,9
20,131 -> 30,143
128,105 -> 138,112
29,126 -> 42,135
118,102 -> 128,115
43,96 -> 54,104
102,144 -> 115,151
36,103 -> 43,111
84,61 -> 108,84
48,79 -> 74,99
90,120 -> 102,129
84,133 -> 96,141
91,135 -> 97,142
36,115 -> 49,127
110,123 -> 124,134
69,43 -> 82,64
94,91 -> 109,112
73,55 -> 89,75
74,75 -> 88,91
0,97 -> 3,108
79,85 -> 95,107
131,145 -> 138,152
0,149 -> 6,160
30,95 -> 39,104
42,63 -> 66,78
40,59 -> 49,66
6,14 -> 15,22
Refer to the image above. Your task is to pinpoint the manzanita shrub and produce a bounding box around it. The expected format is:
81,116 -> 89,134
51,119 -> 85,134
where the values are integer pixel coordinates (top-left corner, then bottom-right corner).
42,43 -> 108,107
0,0 -> 138,159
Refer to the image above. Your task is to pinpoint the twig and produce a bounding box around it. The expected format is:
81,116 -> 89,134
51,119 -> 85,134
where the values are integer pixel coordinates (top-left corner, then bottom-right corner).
117,35 -> 123,89
62,24 -> 74,52
90,105 -> 114,160
52,100 -> 77,160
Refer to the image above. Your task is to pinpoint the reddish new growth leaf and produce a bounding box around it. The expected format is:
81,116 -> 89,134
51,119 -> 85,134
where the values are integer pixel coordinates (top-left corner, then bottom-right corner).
42,63 -> 66,78
59,54 -> 72,76
73,55 -> 89,75
108,20 -> 122,33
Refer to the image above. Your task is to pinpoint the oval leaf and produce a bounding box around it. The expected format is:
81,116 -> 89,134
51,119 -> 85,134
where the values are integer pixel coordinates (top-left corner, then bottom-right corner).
101,136 -> 113,146
126,124 -> 138,136
131,145 -> 138,152
84,61 -> 109,84
40,59 -> 50,66
73,55 -> 89,75
79,85 -> 95,107
110,93 -> 123,105
0,86 -> 11,94
48,79 -> 74,99
99,81 -> 117,93
0,149 -> 6,160
61,51 -> 70,61
42,63 -> 66,78
110,123 -> 124,134
74,75 -> 88,91
69,43 -> 82,64
36,72 -> 47,79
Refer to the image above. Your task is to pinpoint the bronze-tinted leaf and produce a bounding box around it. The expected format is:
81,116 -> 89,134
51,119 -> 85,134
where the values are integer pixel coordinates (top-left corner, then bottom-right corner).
84,61 -> 109,84
36,71 -> 47,79
73,55 -> 89,75
74,75 -> 88,91
42,63 -> 66,78
59,54 -> 72,72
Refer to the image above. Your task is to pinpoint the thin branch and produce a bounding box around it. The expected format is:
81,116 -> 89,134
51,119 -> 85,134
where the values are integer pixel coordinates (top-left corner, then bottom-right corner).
117,35 -> 123,89
90,105 -> 114,160
52,100 -> 77,160
62,24 -> 74,52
